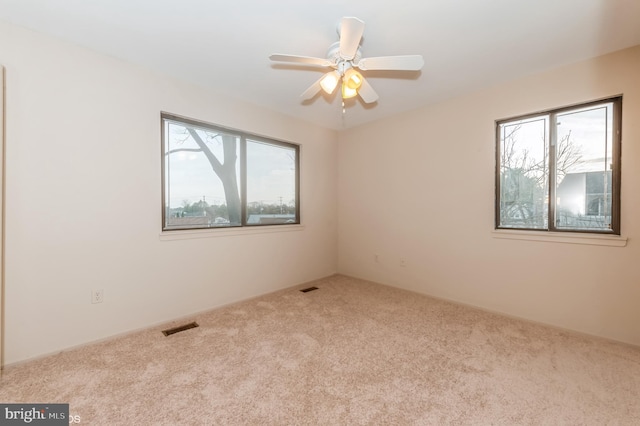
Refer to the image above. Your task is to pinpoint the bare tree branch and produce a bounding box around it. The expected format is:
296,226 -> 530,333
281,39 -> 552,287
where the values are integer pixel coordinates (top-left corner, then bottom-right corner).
166,148 -> 203,155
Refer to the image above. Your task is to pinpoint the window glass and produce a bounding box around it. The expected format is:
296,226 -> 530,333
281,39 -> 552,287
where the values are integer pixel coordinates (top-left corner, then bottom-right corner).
246,140 -> 298,225
498,117 -> 549,229
162,114 -> 300,231
496,98 -> 621,234
555,105 -> 613,231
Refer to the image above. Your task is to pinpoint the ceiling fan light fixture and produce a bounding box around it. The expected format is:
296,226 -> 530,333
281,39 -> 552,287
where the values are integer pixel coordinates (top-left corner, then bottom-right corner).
341,80 -> 358,99
270,17 -> 424,106
343,68 -> 363,90
320,71 -> 340,94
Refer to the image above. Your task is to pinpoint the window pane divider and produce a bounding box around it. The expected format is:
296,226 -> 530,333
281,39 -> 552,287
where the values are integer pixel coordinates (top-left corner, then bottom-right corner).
548,112 -> 558,231
240,134 -> 247,226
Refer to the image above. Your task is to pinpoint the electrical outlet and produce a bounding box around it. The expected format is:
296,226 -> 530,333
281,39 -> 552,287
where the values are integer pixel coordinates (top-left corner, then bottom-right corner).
400,259 -> 406,267
374,254 -> 380,263
91,289 -> 104,304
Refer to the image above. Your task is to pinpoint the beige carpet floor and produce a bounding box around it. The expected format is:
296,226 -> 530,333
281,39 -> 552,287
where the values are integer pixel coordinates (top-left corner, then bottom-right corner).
1,274 -> 640,425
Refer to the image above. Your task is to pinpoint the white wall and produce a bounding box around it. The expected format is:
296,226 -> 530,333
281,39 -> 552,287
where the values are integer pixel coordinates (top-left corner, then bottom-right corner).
0,21 -> 338,365
338,46 -> 640,346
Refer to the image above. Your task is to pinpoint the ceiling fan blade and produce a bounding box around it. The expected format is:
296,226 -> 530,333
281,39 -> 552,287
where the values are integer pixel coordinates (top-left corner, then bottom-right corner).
357,55 -> 424,71
270,54 -> 333,67
339,17 -> 365,60
300,75 -> 324,100
358,77 -> 379,104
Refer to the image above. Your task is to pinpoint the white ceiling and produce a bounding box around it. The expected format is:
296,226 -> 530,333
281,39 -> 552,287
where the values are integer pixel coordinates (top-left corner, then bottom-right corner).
1,0 -> 639,130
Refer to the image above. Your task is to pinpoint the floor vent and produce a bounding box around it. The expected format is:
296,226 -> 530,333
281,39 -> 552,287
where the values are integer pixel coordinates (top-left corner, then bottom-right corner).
300,286 -> 319,293
162,321 -> 199,336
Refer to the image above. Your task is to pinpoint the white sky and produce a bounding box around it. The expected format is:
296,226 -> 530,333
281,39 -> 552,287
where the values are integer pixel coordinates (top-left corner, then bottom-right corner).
501,102 -> 613,175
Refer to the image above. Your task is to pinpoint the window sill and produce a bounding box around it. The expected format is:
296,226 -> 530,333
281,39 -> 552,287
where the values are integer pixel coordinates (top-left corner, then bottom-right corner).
492,229 -> 627,247
159,224 -> 305,241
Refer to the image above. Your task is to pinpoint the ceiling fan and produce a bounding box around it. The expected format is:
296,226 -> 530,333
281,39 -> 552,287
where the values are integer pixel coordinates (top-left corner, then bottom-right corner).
269,17 -> 424,104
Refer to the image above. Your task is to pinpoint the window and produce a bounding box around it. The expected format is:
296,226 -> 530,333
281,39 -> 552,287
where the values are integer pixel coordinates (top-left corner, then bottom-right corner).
496,97 -> 621,234
162,113 -> 300,231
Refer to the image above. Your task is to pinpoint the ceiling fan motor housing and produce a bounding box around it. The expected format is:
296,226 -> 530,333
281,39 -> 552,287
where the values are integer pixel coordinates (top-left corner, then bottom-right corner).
327,41 -> 362,71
